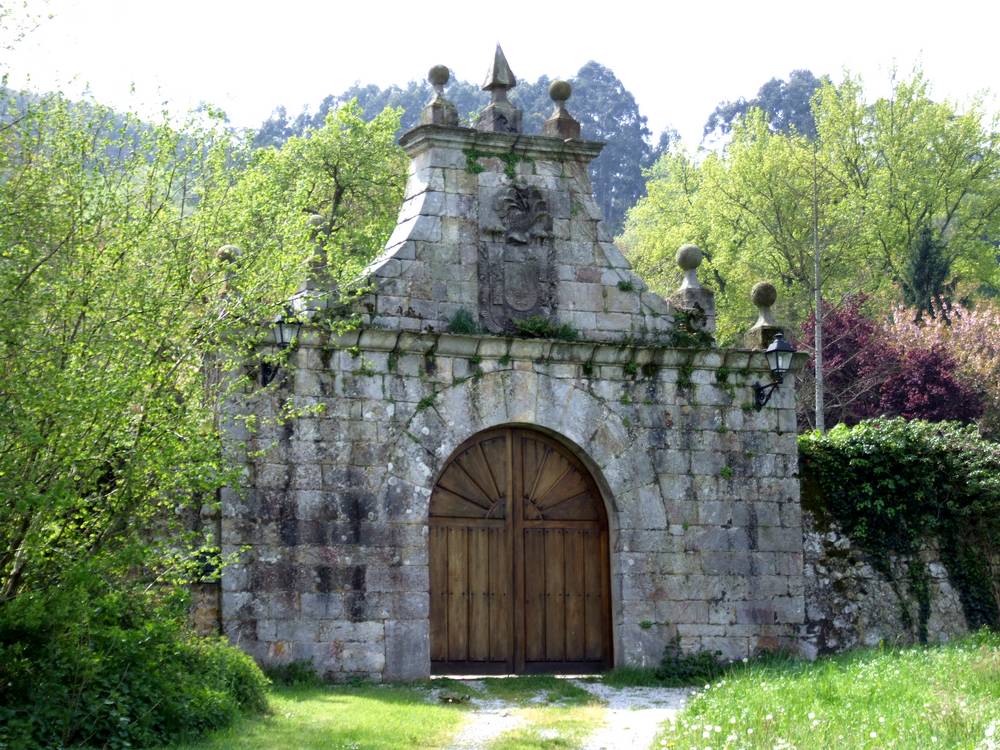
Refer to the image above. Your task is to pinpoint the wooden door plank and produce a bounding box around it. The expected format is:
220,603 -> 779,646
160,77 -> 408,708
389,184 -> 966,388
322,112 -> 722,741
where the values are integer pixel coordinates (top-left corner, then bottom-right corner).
564,529 -> 586,661
536,493 -> 601,521
482,437 -> 508,504
437,465 -> 494,508
447,527 -> 468,662
521,438 -> 548,502
429,526 -> 448,662
430,488 -> 494,518
430,516 -> 505,529
600,529 -> 612,665
509,429 -> 521,673
432,427 -> 611,674
537,475 -> 590,508
583,529 -> 603,661
531,455 -> 573,504
543,528 -> 566,661
523,527 -> 546,662
468,527 -> 491,661
488,527 -> 509,663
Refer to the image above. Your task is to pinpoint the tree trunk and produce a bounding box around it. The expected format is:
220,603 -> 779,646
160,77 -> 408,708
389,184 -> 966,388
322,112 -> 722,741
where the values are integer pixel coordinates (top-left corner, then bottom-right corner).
813,150 -> 826,433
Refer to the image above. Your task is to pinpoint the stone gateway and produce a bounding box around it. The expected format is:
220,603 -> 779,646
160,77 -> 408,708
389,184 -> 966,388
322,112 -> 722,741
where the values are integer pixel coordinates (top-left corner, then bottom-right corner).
215,48 -> 808,681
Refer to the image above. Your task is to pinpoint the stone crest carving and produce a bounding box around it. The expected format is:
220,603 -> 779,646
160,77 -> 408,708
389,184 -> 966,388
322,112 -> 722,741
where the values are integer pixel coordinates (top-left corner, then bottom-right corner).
495,185 -> 552,244
478,185 -> 555,333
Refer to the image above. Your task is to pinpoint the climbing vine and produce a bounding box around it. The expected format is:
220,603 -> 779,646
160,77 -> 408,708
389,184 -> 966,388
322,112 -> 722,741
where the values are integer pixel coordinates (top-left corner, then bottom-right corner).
799,418 -> 1000,634
462,147 -> 531,180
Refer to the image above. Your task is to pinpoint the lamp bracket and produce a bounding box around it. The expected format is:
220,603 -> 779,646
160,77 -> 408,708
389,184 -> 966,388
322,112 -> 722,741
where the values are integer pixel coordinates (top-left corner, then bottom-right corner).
752,380 -> 781,411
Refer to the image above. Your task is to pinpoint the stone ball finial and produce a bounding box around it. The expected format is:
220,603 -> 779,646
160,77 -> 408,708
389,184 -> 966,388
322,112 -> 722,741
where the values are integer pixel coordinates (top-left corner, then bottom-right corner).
549,80 -> 571,104
751,281 -> 777,308
216,244 -> 241,264
428,65 -> 450,88
676,244 -> 703,271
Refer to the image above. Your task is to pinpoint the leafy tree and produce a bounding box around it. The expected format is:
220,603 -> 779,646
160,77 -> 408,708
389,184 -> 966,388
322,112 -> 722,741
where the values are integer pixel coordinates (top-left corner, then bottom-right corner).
704,69 -> 825,140
798,295 -> 983,428
240,101 -> 407,290
624,109 -> 864,346
889,301 -> 1000,437
624,70 -> 1000,349
0,82 -> 403,743
878,345 -> 982,423
798,295 -> 889,428
0,89 -> 289,744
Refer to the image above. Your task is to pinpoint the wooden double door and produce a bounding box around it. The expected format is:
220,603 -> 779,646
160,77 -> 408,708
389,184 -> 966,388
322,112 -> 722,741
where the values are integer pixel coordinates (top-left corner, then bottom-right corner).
429,427 -> 611,674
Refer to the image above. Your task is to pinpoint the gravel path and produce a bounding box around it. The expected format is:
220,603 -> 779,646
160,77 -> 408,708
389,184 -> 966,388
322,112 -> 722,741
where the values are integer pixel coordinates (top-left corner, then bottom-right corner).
436,679 -> 691,750
574,681 -> 692,750
442,681 -> 528,750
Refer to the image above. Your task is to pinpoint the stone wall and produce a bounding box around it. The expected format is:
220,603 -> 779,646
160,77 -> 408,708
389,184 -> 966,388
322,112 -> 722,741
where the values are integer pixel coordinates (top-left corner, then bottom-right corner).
219,329 -> 805,680
801,510 -> 970,657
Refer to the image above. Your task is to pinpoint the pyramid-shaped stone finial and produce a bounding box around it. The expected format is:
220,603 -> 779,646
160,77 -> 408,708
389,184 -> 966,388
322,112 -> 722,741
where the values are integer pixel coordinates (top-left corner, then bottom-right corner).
483,44 -> 517,91
476,44 -> 522,134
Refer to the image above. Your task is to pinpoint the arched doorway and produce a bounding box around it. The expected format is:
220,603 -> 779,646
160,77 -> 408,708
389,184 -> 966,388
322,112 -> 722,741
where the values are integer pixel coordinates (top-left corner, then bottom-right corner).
429,426 -> 612,674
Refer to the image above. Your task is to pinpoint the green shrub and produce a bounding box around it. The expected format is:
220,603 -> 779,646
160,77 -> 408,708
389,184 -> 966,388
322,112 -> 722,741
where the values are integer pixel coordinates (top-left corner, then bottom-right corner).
264,659 -> 323,687
654,641 -> 728,686
512,315 -> 578,341
447,308 -> 480,335
0,581 -> 269,749
799,418 -> 1000,631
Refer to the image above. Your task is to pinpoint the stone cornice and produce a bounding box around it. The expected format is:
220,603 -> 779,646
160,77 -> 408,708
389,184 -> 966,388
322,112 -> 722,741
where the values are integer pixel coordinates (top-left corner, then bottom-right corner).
294,327 -> 808,374
398,124 -> 605,163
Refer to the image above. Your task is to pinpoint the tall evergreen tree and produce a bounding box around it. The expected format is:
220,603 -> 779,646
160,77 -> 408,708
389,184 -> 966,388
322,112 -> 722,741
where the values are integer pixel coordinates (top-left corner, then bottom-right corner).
704,69 -> 825,140
902,225 -> 954,320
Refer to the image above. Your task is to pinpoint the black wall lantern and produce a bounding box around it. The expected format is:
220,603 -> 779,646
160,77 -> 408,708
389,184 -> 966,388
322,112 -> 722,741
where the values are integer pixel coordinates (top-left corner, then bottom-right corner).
752,332 -> 795,410
260,312 -> 303,387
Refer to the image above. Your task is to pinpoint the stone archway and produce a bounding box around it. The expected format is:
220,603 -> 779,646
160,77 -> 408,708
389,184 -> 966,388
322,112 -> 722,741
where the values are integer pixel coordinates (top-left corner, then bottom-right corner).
428,426 -> 612,674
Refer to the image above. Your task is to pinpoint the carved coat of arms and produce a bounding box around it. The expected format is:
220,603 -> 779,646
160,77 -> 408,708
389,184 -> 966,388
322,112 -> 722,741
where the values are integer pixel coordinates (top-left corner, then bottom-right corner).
478,185 -> 555,333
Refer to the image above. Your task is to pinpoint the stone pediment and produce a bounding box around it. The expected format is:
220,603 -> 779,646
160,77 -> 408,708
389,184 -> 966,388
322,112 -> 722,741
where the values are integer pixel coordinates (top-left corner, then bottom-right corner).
359,102 -> 677,343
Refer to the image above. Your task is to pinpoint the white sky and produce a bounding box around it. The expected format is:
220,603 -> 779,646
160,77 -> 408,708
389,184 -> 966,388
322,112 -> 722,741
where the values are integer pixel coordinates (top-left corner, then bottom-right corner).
5,0 -> 999,146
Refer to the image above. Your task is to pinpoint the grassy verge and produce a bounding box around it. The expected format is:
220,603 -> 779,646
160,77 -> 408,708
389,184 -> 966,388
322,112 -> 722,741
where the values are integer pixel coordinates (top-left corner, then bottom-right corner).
656,630 -> 1000,749
489,705 -> 606,749
161,683 -> 468,750
479,675 -> 595,704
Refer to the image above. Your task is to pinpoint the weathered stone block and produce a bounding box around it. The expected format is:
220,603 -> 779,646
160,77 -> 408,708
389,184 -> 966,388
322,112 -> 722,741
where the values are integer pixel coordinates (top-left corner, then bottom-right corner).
383,620 -> 430,680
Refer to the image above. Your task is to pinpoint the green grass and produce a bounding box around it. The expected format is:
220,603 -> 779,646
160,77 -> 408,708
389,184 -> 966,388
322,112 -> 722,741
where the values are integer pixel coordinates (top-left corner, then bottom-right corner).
476,676 -> 605,748
597,665 -> 665,687
489,704 -> 605,749
479,675 -> 595,705
656,630 -> 1000,749
161,684 -> 468,750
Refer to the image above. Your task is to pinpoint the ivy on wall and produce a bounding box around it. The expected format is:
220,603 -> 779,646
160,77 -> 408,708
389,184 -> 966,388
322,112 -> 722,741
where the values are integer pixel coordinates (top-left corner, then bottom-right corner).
799,418 -> 1000,634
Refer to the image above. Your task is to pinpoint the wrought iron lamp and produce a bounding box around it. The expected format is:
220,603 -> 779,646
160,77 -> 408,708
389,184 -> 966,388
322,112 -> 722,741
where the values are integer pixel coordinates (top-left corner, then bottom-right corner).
260,312 -> 302,386
752,332 -> 795,410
